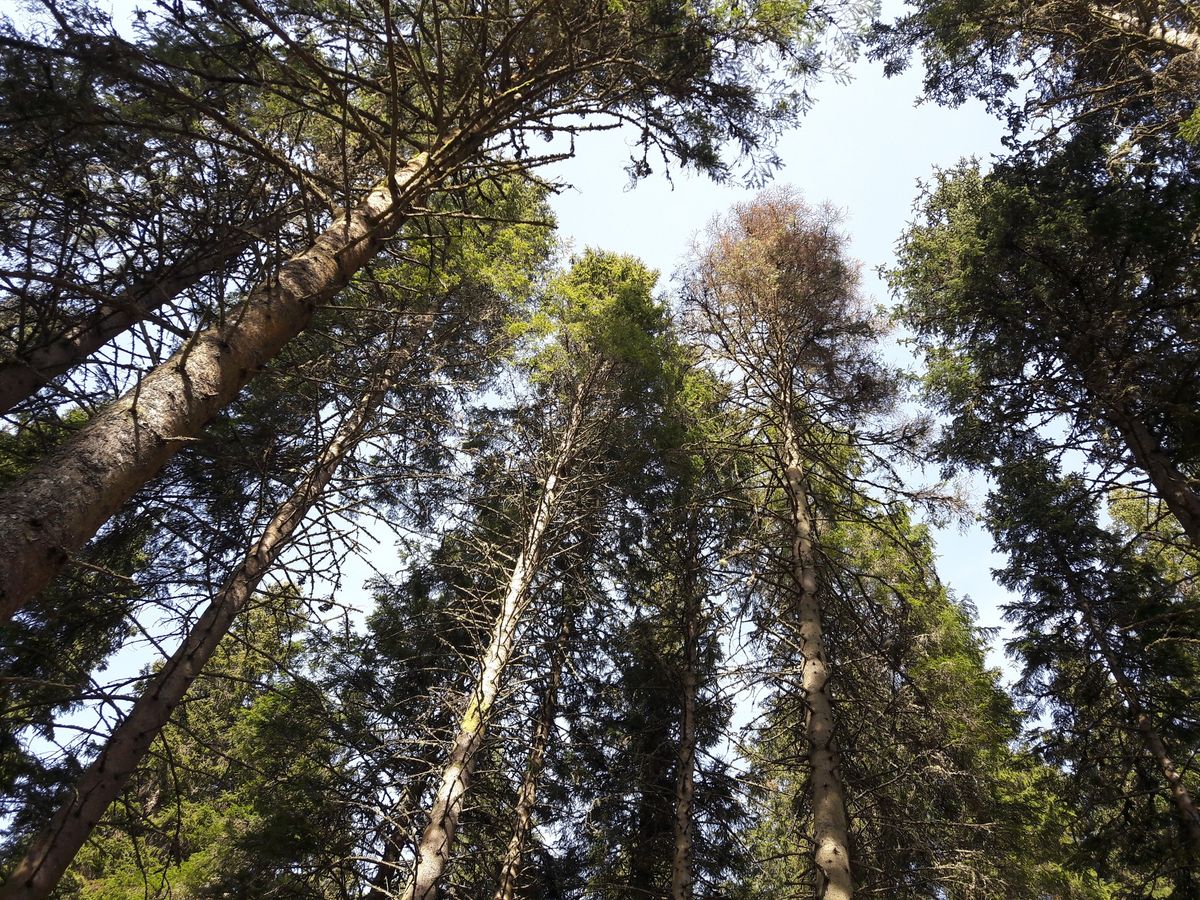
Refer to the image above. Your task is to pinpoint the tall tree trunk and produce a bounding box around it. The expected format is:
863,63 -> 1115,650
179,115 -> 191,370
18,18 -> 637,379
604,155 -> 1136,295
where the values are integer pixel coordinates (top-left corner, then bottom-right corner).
782,424 -> 853,900
0,345 -> 408,900
1056,554 -> 1200,854
0,209 -> 289,416
401,398 -> 583,900
0,139 -> 468,621
1072,353 -> 1200,548
493,617 -> 569,900
671,521 -> 701,900
1102,397 -> 1200,550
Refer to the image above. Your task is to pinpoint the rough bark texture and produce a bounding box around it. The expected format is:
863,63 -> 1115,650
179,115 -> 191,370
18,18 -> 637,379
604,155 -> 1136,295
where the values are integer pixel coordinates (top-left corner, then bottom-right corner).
493,619 -> 568,900
401,399 -> 582,900
0,212 -> 283,416
0,144 -> 456,621
671,524 -> 700,900
0,360 -> 391,900
1087,4 -> 1200,52
782,425 -> 854,900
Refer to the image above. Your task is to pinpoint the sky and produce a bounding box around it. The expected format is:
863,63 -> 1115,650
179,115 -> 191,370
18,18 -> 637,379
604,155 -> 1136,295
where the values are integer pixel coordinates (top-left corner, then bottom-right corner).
542,27 -> 1021,672
1,0 -> 1025,700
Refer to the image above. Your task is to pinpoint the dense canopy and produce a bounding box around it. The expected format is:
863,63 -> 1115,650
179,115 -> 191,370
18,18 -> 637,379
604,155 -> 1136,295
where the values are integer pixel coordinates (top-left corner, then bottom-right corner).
0,0 -> 1197,898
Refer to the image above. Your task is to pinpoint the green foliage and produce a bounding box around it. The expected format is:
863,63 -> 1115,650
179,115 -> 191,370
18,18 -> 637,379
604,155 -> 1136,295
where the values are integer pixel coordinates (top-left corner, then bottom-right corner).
986,458 -> 1200,893
61,593 -> 357,899
869,0 -> 1200,164
742,502 -> 1103,896
511,250 -> 667,384
892,134 -> 1200,481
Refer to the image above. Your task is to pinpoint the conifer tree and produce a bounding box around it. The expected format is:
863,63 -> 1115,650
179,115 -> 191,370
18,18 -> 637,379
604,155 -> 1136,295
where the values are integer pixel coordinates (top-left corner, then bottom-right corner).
890,137 -> 1200,548
683,189 -> 897,899
400,251 -> 678,899
0,0 -> 832,620
0,186 -> 550,898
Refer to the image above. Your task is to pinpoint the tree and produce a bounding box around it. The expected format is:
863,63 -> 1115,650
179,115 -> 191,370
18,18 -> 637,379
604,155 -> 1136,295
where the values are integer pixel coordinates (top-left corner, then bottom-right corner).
0,186 -> 549,898
0,0 -> 835,620
739,508 -> 1103,897
683,189 -> 899,899
870,0 -> 1200,159
890,136 -> 1200,547
0,9 -> 311,415
60,592 -> 359,898
989,456 -> 1200,892
890,137 -> 1200,889
400,250 -> 679,899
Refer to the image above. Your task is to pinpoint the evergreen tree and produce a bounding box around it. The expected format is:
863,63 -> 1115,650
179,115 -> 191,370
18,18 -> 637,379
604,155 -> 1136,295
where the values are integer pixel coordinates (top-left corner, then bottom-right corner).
890,136 -> 1200,548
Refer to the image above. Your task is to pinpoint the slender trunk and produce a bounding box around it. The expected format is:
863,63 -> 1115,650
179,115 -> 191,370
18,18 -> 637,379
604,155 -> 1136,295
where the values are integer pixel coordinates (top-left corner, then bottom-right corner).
0,351 -> 401,900
1056,555 -> 1200,854
0,140 -> 466,621
671,521 -> 700,900
781,424 -> 853,900
493,618 -> 569,900
401,398 -> 583,900
0,209 -> 288,416
1068,350 -> 1200,548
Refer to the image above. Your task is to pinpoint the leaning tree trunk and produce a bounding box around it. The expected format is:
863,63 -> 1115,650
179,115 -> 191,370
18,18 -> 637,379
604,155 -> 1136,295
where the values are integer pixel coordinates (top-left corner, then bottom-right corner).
1087,4 -> 1200,53
671,519 -> 701,900
0,137 -> 470,621
0,207 -> 292,416
0,340 -> 415,900
493,617 -> 569,900
782,423 -> 854,900
401,397 -> 583,900
1071,352 -> 1200,549
1102,396 -> 1200,550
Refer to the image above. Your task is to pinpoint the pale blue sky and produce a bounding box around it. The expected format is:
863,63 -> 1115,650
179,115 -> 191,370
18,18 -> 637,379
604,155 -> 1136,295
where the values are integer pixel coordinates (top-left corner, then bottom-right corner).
544,38 -> 1019,673
3,0 -> 1023,679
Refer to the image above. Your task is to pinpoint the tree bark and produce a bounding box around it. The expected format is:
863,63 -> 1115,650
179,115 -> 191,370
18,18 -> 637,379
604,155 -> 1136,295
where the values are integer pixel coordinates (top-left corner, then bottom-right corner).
492,618 -> 569,900
671,521 -> 701,900
0,142 -> 465,621
782,423 -> 853,900
1087,4 -> 1200,53
1102,396 -> 1200,550
0,210 -> 288,416
400,397 -> 583,900
0,346 -> 404,900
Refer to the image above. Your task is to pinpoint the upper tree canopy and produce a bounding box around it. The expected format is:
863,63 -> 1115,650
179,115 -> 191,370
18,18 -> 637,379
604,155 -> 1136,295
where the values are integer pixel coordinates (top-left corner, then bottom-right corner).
871,0 -> 1200,160
891,134 -> 1200,497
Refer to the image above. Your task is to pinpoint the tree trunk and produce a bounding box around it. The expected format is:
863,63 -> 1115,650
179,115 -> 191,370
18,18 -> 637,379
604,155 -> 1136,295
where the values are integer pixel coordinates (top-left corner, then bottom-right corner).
1102,396 -> 1200,550
401,398 -> 583,900
671,521 -> 701,900
782,424 -> 853,900
1087,4 -> 1200,53
493,618 -> 569,900
0,346 -> 405,900
0,140 -> 466,621
0,209 -> 289,416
